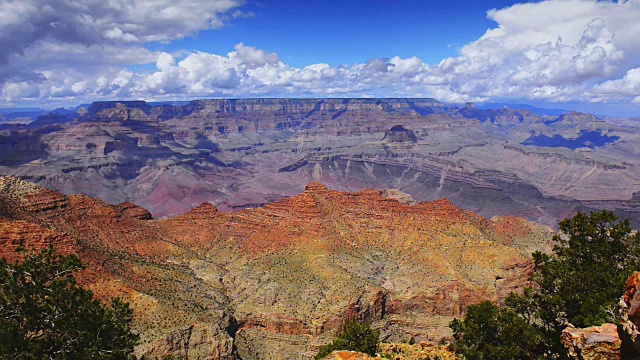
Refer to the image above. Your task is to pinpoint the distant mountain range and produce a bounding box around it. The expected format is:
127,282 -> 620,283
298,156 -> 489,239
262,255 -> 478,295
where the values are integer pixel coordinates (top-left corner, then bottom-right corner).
476,103 -> 572,117
0,100 -> 590,121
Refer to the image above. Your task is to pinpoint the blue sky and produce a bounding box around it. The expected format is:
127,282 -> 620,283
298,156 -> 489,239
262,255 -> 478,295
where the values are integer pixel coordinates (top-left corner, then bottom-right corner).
149,0 -> 519,68
1,0 -> 640,116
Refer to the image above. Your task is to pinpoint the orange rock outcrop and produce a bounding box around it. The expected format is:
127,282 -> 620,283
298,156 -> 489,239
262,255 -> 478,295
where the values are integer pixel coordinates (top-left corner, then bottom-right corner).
0,176 -> 553,359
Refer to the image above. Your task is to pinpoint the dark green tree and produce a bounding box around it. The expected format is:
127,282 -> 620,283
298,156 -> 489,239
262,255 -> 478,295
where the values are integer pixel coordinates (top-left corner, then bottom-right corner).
527,210 -> 640,329
450,211 -> 640,359
0,247 -> 139,359
450,300 -> 546,360
315,320 -> 380,359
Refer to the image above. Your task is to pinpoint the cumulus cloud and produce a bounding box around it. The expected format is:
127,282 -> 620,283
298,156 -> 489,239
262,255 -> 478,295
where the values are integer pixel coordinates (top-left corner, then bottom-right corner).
593,67 -> 640,101
0,0 -> 244,82
3,0 -> 640,106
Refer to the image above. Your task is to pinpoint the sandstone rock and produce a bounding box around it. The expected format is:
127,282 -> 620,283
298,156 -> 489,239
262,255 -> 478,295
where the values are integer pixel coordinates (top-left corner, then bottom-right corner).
142,323 -> 235,360
323,350 -> 375,359
561,323 -> 621,360
0,177 -> 554,359
620,271 -> 640,354
115,202 -> 152,220
379,342 -> 456,360
381,189 -> 417,205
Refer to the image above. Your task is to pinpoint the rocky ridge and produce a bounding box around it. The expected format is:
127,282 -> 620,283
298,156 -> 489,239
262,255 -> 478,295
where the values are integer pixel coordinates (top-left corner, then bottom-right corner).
0,176 -> 553,359
0,98 -> 638,227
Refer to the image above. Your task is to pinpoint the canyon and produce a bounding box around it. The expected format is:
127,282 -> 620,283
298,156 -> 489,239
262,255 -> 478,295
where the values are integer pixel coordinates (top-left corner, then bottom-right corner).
0,98 -> 638,228
0,176 -> 553,359
1,97 -> 639,357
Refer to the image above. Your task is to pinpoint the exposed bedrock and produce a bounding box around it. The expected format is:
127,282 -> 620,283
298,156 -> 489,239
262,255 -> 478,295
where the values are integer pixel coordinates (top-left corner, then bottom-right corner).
0,177 -> 554,359
0,98 -> 638,227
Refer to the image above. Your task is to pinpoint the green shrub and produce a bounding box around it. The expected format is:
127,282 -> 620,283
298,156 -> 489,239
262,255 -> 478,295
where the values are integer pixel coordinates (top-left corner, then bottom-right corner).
450,211 -> 640,358
450,301 -> 546,359
315,320 -> 380,359
0,247 -> 139,359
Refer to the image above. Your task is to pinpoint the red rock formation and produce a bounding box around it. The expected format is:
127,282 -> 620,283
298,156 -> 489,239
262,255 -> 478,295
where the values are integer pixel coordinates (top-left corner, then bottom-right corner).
620,271 -> 640,355
0,176 -> 553,359
3,98 -> 638,228
561,272 -> 640,360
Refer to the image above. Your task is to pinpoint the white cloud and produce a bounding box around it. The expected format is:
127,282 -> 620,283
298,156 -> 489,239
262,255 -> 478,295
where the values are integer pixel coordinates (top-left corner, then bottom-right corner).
0,0 -> 244,82
2,82 -> 41,101
593,67 -> 640,100
232,43 -> 280,68
102,27 -> 140,43
3,0 -> 640,107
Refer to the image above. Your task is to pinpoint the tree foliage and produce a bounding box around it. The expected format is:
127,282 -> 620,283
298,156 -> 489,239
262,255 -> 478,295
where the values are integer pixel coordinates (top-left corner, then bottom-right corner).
527,210 -> 640,329
0,247 -> 138,359
450,211 -> 640,359
450,300 -> 546,360
315,320 -> 380,359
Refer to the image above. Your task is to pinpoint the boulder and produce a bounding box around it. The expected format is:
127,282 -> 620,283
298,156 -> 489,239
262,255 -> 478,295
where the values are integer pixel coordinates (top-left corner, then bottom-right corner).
561,323 -> 621,360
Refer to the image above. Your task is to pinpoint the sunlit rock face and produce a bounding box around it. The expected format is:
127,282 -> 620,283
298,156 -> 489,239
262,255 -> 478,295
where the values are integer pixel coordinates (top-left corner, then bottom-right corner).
0,177 -> 553,359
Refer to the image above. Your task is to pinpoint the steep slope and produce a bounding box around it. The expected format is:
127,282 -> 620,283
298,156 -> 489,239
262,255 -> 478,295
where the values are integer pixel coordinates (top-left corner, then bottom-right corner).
0,176 -> 237,359
0,176 -> 553,359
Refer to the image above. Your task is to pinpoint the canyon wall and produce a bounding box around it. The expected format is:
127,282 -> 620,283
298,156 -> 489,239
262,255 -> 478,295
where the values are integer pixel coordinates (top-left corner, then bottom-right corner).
0,98 -> 638,227
0,176 -> 553,359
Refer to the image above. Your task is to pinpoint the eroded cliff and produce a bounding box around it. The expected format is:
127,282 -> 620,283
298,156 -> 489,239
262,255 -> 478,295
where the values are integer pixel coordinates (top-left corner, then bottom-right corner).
0,176 -> 553,359
1,98 -> 638,227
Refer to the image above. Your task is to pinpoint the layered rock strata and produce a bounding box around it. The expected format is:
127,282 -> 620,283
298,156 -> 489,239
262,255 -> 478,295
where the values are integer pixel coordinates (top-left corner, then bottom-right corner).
0,177 -> 553,359
1,98 -> 638,227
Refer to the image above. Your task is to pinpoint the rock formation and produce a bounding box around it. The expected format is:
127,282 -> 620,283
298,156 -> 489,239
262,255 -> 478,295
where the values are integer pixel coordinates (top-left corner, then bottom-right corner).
0,98 -> 638,228
561,324 -> 622,360
323,351 -> 373,360
560,272 -> 640,360
378,342 -> 456,360
0,176 -> 553,359
620,271 -> 640,355
382,125 -> 418,143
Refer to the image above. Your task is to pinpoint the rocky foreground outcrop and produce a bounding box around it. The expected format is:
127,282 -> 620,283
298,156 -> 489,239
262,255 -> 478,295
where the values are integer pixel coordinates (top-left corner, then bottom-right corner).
323,351 -> 373,360
0,176 -> 554,359
561,324 -> 622,360
560,272 -> 640,359
620,272 -> 640,356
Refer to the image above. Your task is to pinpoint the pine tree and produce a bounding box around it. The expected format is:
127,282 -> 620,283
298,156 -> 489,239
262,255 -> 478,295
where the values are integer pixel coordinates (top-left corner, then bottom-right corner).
0,247 -> 139,359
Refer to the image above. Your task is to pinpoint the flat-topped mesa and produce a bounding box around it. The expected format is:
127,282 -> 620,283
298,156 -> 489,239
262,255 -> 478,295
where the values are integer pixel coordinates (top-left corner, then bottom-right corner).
557,111 -> 601,124
86,100 -> 151,117
382,125 -> 418,143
